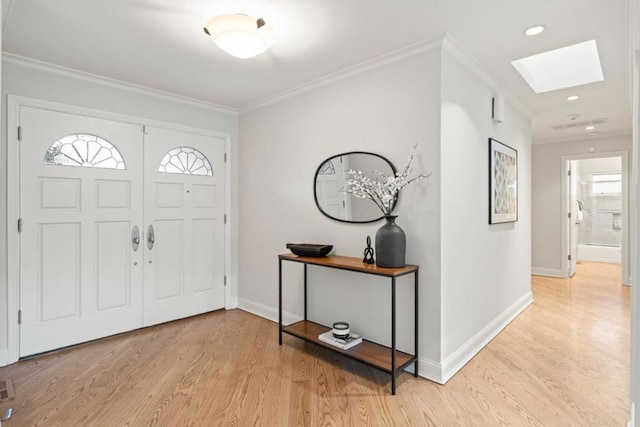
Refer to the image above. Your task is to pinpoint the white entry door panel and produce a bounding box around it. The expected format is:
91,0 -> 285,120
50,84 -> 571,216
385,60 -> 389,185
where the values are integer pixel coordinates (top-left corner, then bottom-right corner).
143,126 -> 226,326
19,107 -> 144,356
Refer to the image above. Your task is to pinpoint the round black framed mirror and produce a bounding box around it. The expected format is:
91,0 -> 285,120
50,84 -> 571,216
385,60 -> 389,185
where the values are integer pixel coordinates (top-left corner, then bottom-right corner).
314,152 -> 397,223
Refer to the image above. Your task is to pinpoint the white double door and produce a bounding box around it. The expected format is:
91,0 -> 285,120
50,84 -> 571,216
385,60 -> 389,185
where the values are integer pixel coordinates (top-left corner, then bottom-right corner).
19,106 -> 225,357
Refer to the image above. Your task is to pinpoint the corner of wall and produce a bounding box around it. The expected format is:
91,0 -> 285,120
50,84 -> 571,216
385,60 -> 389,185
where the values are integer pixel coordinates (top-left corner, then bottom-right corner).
440,34 -> 533,121
416,357 -> 445,384
440,292 -> 532,383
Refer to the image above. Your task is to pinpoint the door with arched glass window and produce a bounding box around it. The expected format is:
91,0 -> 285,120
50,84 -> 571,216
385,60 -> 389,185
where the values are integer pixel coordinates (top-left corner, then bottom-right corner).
19,106 -> 144,356
143,126 -> 226,326
18,105 -> 227,357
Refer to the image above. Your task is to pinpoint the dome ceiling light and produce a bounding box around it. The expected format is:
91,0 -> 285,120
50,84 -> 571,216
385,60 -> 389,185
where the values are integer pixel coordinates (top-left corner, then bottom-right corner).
203,14 -> 273,59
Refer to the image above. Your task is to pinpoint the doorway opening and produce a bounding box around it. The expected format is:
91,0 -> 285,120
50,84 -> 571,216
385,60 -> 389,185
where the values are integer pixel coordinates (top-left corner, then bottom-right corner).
562,152 -> 629,285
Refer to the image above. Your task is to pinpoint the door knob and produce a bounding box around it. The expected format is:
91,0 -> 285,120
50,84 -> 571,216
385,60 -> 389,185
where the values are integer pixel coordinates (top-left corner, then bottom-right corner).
147,225 -> 155,250
131,226 -> 140,251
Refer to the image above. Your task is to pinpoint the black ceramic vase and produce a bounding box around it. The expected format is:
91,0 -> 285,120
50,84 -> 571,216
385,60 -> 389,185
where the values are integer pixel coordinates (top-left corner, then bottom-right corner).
375,216 -> 406,268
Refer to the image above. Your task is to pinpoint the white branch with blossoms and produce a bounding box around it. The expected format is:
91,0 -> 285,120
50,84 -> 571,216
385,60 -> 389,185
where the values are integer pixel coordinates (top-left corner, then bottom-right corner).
341,145 -> 431,216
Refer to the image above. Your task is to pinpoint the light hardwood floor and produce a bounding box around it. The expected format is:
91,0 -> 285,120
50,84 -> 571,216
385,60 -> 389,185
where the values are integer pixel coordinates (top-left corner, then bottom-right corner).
0,262 -> 629,426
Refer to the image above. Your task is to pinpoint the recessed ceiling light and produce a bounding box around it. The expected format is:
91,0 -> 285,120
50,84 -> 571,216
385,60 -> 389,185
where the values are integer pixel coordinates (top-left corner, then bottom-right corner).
585,126 -> 595,131
524,25 -> 546,36
511,40 -> 604,93
566,95 -> 581,101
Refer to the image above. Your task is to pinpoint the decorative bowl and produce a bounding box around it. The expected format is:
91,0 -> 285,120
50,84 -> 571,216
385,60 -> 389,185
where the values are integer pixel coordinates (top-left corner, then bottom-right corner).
286,243 -> 333,257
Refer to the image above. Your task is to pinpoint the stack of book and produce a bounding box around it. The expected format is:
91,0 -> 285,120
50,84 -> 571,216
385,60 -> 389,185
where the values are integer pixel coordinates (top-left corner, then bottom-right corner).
318,330 -> 362,350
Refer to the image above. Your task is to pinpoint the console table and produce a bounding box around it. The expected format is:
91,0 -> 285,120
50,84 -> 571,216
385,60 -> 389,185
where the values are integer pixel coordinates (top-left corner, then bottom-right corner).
278,253 -> 419,395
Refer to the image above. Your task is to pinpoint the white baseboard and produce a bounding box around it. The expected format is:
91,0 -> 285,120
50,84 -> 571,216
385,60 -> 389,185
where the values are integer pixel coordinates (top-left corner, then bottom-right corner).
531,267 -> 563,278
629,402 -> 635,427
579,257 -> 621,264
439,291 -> 534,384
0,349 -> 8,367
238,298 -> 303,325
238,293 -> 533,386
416,357 -> 445,384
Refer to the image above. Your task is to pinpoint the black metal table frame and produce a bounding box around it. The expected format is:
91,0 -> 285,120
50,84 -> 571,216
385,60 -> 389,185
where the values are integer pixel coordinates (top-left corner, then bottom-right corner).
278,256 -> 419,395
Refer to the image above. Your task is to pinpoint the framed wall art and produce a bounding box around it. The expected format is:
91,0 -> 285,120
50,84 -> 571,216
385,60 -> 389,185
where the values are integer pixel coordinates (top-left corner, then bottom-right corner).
489,138 -> 518,224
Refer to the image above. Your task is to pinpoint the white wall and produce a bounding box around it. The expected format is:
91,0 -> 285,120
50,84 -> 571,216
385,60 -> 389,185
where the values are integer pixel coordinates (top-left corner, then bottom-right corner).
239,37 -> 533,382
0,57 -> 239,362
440,48 -> 532,377
1,36 -> 534,384
239,47 -> 444,365
531,134 -> 632,277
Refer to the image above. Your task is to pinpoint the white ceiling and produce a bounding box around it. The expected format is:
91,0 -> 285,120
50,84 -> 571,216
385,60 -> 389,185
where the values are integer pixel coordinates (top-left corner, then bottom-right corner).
2,0 -> 632,143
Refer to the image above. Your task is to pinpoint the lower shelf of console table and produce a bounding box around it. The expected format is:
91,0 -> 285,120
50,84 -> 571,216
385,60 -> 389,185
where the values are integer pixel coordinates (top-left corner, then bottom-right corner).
282,320 -> 417,374
278,253 -> 419,395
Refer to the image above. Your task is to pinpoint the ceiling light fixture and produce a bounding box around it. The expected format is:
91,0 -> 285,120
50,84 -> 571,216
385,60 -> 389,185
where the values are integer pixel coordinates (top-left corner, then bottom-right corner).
566,95 -> 581,101
203,14 -> 273,59
524,25 -> 546,36
585,125 -> 596,131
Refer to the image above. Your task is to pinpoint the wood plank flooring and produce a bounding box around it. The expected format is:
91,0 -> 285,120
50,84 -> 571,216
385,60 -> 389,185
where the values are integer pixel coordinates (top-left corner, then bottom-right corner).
0,262 -> 629,426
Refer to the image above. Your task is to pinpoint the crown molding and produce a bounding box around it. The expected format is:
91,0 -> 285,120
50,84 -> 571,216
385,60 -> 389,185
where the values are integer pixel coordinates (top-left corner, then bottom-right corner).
2,52 -> 238,115
240,35 -> 446,114
441,34 -> 533,120
241,33 -> 534,122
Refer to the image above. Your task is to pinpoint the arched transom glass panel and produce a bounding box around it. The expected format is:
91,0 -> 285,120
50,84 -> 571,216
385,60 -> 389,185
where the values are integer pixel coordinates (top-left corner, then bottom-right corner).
158,147 -> 213,176
318,159 -> 336,175
44,134 -> 125,170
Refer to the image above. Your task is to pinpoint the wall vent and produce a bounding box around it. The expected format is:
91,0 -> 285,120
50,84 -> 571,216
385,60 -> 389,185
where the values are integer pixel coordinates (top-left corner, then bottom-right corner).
550,117 -> 609,130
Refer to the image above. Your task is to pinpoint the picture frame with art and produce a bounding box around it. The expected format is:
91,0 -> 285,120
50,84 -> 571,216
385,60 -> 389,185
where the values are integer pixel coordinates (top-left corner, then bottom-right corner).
489,138 -> 518,224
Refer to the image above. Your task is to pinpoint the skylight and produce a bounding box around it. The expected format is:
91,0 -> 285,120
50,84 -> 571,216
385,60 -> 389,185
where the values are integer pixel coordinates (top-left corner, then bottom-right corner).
511,40 -> 604,93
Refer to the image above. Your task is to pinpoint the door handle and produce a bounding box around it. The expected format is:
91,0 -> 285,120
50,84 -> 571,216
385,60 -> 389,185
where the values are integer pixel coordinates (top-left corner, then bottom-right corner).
132,225 -> 140,251
147,225 -> 155,250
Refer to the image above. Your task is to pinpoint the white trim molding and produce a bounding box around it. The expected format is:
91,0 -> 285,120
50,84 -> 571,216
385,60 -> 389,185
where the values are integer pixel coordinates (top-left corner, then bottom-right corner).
531,267 -> 564,278
2,52 -> 238,115
241,35 -> 446,113
237,298 -> 303,326
416,357 -> 445,384
441,34 -> 533,121
439,291 -> 533,384
6,96 -> 20,364
0,349 -> 8,367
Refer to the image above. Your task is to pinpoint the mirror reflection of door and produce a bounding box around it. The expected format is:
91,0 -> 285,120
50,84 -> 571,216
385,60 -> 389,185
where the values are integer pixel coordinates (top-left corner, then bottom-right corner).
314,152 -> 396,223
315,157 -> 349,219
